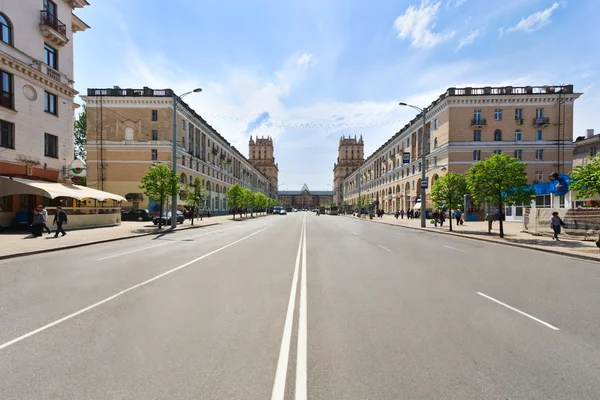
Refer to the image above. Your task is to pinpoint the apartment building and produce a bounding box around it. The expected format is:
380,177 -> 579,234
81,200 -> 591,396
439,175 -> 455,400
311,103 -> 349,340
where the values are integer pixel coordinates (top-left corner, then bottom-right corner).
342,85 -> 581,220
0,0 -> 89,224
82,87 -> 274,213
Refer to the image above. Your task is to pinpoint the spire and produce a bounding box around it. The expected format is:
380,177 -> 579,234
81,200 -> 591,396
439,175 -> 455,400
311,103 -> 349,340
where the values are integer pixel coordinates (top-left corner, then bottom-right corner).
301,183 -> 309,192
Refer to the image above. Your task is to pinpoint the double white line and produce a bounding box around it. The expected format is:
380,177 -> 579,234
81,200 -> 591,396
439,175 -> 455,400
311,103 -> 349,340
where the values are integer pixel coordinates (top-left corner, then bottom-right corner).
271,214 -> 308,400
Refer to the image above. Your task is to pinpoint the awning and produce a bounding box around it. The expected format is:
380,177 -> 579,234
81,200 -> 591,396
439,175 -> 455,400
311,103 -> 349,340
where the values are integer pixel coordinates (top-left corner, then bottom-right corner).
413,202 -> 422,210
0,177 -> 126,202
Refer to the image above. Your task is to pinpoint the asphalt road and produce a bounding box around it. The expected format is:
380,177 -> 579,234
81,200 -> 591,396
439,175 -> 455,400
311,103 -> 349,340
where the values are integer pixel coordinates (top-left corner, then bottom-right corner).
1,212 -> 600,399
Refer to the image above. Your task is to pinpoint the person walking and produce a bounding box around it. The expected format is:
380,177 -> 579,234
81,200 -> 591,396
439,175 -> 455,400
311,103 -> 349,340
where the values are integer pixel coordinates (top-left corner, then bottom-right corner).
454,209 -> 461,226
550,211 -> 565,241
485,212 -> 494,234
400,209 -> 404,219
39,205 -> 52,235
53,206 -> 68,237
30,207 -> 44,237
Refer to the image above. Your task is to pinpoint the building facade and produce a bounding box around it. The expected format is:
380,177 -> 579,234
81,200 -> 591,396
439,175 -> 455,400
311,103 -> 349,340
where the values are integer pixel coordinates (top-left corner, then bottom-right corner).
342,85 -> 581,220
249,136 -> 278,198
82,87 -> 274,213
278,184 -> 333,210
572,129 -> 598,207
0,0 -> 89,225
332,135 -> 363,205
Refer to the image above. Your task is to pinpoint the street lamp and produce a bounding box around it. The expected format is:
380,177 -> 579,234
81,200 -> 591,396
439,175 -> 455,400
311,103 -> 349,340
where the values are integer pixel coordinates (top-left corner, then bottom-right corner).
171,88 -> 202,228
400,102 -> 428,228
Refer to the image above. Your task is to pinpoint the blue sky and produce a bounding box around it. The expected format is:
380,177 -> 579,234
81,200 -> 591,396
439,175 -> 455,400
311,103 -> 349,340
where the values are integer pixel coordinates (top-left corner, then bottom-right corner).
74,0 -> 600,191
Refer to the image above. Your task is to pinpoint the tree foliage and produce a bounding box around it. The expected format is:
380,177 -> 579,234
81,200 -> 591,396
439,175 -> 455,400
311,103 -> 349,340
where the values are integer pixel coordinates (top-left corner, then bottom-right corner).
138,164 -> 180,228
242,188 -> 256,212
431,172 -> 468,231
466,153 -> 535,237
254,192 -> 268,214
225,184 -> 244,219
570,156 -> 600,199
183,177 -> 206,225
74,105 -> 87,161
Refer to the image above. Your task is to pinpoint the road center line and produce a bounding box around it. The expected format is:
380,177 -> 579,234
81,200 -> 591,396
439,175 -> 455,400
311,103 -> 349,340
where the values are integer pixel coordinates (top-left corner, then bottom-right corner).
476,292 -> 560,331
95,242 -> 170,261
378,244 -> 393,253
296,215 -> 308,400
271,218 -> 304,400
0,227 -> 269,352
444,245 -> 466,252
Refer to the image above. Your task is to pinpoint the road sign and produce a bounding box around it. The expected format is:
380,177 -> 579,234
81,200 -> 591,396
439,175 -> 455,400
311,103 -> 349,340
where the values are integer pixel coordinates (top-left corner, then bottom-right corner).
421,178 -> 428,189
402,152 -> 410,164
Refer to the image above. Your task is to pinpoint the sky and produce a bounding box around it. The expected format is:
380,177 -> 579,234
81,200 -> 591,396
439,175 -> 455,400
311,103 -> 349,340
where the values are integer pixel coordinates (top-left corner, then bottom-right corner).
74,0 -> 600,191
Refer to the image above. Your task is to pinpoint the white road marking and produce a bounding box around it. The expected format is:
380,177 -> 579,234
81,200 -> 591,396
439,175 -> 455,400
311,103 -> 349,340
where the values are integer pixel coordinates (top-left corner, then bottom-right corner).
444,245 -> 466,252
296,215 -> 308,400
476,292 -> 560,331
0,227 -> 269,352
95,242 -> 170,261
378,244 -> 393,253
353,232 -> 358,236
271,218 -> 304,400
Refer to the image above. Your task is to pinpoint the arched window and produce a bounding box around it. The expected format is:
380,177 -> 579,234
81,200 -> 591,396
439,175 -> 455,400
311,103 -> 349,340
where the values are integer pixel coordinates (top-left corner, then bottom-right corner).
434,138 -> 438,148
494,129 -> 502,141
0,14 -> 12,45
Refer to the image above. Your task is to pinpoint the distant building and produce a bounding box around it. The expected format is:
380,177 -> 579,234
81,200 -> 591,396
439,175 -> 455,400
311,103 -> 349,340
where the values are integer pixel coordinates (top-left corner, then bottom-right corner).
249,136 -> 278,199
572,129 -> 599,207
332,135 -> 364,205
278,184 -> 333,209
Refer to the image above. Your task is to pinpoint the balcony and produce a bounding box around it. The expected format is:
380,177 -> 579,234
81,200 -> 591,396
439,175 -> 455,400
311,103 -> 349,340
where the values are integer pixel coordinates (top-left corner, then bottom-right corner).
212,147 -> 218,155
40,11 -> 69,47
515,118 -> 524,125
533,117 -> 550,127
471,118 -> 487,127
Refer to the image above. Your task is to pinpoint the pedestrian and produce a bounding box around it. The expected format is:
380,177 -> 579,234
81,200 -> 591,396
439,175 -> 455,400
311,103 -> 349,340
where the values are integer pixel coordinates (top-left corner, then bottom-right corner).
454,209 -> 462,226
400,209 -> 404,219
30,207 -> 44,237
550,211 -> 565,241
395,210 -> 399,219
53,206 -> 68,237
485,212 -> 494,234
439,210 -> 445,227
38,205 -> 52,235
432,210 -> 439,227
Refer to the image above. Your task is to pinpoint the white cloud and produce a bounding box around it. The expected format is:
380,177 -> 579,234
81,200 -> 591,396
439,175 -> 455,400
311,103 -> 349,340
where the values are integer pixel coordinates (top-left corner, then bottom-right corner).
456,29 -> 480,51
297,53 -> 315,69
393,0 -> 456,49
504,2 -> 561,34
446,0 -> 467,8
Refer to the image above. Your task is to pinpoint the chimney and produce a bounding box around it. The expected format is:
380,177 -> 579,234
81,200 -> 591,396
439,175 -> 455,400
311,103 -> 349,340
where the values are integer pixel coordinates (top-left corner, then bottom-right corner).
586,129 -> 595,139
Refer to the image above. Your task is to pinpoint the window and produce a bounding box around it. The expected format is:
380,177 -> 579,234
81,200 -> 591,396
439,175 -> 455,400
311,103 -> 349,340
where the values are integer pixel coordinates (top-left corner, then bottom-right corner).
493,150 -> 502,155
152,129 -> 158,140
44,0 -> 57,17
515,108 -> 523,121
44,133 -> 58,158
181,137 -> 186,149
473,130 -> 481,141
44,44 -> 57,69
434,138 -> 438,148
494,108 -> 503,120
473,109 -> 482,123
514,130 -> 523,141
514,150 -> 522,160
536,149 -> 544,160
181,156 -> 186,166
44,91 -> 57,115
535,195 -> 552,208
536,130 -> 543,140
434,156 -> 437,166
494,129 -> 502,141
151,110 -> 158,121
536,108 -> 544,119
434,119 -> 438,130
473,150 -> 481,161
0,120 -> 14,148
535,171 -> 543,182
151,149 -> 157,160
0,70 -> 12,109
182,120 -> 186,132
590,147 -> 597,157
0,13 -> 12,45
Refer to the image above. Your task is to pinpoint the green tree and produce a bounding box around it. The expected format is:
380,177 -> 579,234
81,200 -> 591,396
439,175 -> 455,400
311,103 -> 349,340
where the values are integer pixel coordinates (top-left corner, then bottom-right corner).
183,177 -> 206,225
138,164 -> 181,229
466,153 -> 535,238
341,200 -> 350,214
74,104 -> 87,161
570,155 -> 600,199
255,192 -> 268,215
225,183 -> 244,220
241,188 -> 256,217
430,172 -> 468,232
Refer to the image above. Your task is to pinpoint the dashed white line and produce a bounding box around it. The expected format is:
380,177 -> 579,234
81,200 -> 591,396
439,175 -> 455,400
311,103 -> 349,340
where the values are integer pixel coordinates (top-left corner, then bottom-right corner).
378,244 -> 393,253
96,242 -> 170,261
0,227 -> 269,352
444,245 -> 466,252
477,292 -> 560,331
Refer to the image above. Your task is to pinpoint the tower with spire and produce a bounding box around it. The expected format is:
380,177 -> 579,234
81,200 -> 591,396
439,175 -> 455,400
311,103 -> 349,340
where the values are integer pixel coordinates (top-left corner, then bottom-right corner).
249,135 -> 279,196
333,135 -> 365,205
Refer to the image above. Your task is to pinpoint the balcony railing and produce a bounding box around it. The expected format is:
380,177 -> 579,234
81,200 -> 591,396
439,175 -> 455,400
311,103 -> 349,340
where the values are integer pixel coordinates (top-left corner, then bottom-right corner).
0,91 -> 13,109
40,10 -> 67,38
471,118 -> 487,126
46,67 -> 61,82
515,118 -> 524,125
533,117 -> 550,126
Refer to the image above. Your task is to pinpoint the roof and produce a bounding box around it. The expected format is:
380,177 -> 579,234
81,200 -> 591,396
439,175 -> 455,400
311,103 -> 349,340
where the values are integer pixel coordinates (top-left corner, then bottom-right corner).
0,177 -> 126,202
279,190 -> 333,196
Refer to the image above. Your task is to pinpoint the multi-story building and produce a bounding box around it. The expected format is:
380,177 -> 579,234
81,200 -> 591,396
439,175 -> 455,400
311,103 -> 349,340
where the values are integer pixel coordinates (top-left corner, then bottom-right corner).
572,129 -> 598,207
82,87 -> 274,213
342,85 -> 581,220
249,136 -> 278,198
278,184 -> 333,210
0,0 -> 89,224
332,135 -> 363,205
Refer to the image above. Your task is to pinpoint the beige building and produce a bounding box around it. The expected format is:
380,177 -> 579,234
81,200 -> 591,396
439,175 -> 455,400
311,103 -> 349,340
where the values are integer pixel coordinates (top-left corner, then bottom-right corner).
278,184 -> 333,210
332,135 -> 364,205
0,0 -> 89,225
572,129 -> 598,207
249,136 -> 279,198
342,85 -> 581,220
82,87 -> 275,214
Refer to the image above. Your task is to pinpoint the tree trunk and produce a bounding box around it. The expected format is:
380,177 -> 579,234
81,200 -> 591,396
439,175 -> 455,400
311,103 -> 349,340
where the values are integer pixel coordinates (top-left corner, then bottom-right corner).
158,198 -> 163,229
191,206 -> 195,225
449,210 -> 453,232
498,201 -> 504,238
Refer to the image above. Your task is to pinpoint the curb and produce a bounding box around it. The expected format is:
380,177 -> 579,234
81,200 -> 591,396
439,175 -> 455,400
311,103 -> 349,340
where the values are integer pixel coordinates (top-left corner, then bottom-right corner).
0,222 -> 221,261
346,216 -> 600,263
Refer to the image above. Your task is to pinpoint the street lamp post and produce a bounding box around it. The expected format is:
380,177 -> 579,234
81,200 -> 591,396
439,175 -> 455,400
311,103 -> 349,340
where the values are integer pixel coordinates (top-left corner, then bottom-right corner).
171,88 -> 202,229
400,102 -> 428,228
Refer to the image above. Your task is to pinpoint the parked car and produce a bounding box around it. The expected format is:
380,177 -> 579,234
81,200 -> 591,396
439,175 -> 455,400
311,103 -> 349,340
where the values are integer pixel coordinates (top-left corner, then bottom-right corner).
121,209 -> 152,222
280,209 -> 288,215
153,210 -> 185,225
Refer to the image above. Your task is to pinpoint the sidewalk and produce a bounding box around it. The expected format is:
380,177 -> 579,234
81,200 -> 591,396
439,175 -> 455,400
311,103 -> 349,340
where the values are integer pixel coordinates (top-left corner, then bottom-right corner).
345,214 -> 600,262
0,214 -> 250,259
